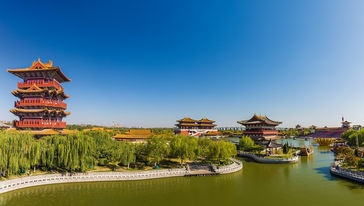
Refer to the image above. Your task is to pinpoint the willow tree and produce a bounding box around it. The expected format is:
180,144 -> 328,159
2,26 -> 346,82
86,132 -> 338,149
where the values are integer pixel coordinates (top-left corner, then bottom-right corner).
170,135 -> 198,165
119,142 -> 136,169
207,140 -> 236,163
0,131 -> 38,176
146,136 -> 169,166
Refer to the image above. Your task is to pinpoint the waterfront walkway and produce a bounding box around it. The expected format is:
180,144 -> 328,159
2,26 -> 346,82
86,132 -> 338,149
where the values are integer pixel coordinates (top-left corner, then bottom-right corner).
0,159 -> 242,194
238,152 -> 299,164
330,161 -> 364,183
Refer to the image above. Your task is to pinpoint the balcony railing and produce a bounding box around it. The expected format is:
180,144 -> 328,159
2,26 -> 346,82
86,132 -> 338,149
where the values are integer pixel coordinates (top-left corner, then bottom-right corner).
15,120 -> 66,129
15,99 -> 67,109
243,130 -> 278,135
18,80 -> 63,90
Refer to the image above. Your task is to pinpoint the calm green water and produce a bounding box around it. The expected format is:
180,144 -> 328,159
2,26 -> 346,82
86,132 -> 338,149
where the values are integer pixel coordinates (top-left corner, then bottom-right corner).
1,139 -> 364,206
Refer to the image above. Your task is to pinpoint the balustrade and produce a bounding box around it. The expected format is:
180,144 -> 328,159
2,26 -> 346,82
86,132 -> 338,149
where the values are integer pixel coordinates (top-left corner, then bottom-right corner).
244,130 -> 278,135
15,99 -> 67,109
15,120 -> 66,129
18,80 -> 63,90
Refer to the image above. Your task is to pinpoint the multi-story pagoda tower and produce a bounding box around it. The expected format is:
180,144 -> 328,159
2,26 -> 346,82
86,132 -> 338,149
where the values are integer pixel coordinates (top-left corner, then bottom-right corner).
7,59 -> 71,131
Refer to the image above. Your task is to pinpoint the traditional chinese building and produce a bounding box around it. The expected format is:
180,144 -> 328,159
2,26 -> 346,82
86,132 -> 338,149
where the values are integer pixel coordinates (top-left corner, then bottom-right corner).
175,117 -> 218,137
7,59 -> 71,133
113,129 -> 152,143
237,114 -> 282,141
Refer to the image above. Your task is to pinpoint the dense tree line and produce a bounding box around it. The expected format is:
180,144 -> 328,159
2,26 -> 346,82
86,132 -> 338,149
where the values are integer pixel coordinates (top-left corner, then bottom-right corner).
341,129 -> 364,147
0,131 -> 236,177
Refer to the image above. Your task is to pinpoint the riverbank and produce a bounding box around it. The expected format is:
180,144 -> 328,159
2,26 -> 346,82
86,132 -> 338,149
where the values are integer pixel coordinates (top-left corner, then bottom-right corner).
330,161 -> 364,183
238,152 -> 299,163
0,159 -> 242,194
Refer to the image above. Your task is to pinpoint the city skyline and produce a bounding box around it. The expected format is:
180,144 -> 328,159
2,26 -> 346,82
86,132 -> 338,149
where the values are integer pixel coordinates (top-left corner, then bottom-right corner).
1,1 -> 364,128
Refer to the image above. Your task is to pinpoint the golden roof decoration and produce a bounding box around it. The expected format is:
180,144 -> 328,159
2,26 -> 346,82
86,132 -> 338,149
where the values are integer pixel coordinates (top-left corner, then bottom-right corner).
7,59 -> 71,83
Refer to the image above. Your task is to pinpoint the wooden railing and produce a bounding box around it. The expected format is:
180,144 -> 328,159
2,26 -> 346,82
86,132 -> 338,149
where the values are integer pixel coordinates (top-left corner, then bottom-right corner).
15,99 -> 67,109
15,120 -> 66,129
18,80 -> 63,90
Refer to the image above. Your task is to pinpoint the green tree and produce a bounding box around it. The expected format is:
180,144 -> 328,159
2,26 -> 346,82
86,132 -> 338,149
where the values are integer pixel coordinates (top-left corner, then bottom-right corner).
239,136 -> 254,151
283,143 -> 289,154
197,138 -> 213,159
146,136 -> 170,166
170,135 -> 198,165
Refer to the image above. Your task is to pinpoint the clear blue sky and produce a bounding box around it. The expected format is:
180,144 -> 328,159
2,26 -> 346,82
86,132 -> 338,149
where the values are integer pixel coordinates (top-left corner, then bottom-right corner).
1,0 -> 364,128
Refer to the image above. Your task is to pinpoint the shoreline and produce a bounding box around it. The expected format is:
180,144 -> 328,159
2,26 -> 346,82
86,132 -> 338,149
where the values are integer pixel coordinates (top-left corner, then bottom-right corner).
0,159 -> 242,195
238,152 -> 299,164
330,161 -> 364,184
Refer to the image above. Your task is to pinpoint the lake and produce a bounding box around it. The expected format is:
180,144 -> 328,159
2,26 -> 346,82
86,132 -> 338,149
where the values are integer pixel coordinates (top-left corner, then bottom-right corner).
0,139 -> 363,206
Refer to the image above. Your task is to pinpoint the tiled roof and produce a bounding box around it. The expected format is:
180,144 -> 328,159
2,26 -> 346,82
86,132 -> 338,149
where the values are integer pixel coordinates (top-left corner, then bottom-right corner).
237,114 -> 282,126
11,86 -> 70,99
177,117 -> 196,122
197,118 -> 215,123
7,59 -> 71,83
113,129 -> 152,139
10,108 -> 70,116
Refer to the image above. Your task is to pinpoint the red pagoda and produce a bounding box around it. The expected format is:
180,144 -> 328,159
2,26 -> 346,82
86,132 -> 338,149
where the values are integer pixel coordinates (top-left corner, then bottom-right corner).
175,117 -> 218,137
237,114 -> 282,141
7,59 -> 71,132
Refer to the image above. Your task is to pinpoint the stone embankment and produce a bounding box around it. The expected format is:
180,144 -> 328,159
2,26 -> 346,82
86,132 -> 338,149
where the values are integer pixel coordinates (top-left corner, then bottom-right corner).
238,152 -> 299,164
330,161 -> 364,183
0,159 -> 242,194
215,158 -> 243,174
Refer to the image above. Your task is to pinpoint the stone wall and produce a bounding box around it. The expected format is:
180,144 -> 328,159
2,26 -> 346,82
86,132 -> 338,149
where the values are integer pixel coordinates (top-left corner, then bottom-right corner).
330,161 -> 364,183
0,169 -> 187,194
0,159 -> 243,194
238,152 -> 298,164
215,158 -> 243,174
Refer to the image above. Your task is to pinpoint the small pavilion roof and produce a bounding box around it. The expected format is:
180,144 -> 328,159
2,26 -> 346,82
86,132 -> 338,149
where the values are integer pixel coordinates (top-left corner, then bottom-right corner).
7,59 -> 71,83
197,118 -> 215,123
237,114 -> 282,126
177,117 -> 196,122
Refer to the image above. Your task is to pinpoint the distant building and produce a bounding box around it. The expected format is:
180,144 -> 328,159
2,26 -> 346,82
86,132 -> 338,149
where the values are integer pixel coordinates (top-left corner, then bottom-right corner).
113,129 -> 152,143
237,114 -> 282,141
0,122 -> 10,129
175,117 -> 218,137
310,118 -> 352,138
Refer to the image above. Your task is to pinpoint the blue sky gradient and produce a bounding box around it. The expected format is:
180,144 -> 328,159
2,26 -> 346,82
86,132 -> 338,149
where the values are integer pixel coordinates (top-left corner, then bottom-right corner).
1,0 -> 364,127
